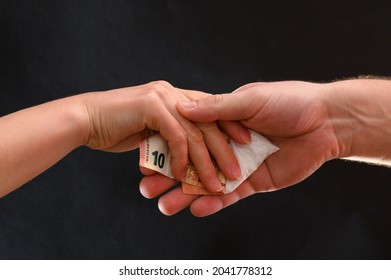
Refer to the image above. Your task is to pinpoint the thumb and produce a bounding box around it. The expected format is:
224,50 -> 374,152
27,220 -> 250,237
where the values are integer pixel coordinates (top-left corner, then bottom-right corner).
177,92 -> 255,122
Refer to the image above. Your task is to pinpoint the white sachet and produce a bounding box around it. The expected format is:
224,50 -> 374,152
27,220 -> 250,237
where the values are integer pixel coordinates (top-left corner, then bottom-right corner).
225,130 -> 279,193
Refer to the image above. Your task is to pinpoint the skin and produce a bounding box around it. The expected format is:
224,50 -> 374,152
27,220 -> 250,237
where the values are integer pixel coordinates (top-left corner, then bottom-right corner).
0,81 -> 248,198
139,79 -> 391,217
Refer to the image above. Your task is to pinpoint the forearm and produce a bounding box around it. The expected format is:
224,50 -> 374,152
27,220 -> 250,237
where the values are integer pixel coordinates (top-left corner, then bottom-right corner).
325,79 -> 391,164
0,95 -> 88,197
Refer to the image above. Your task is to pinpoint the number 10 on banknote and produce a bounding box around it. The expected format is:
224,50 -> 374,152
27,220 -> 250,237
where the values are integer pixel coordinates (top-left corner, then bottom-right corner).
139,132 -> 174,179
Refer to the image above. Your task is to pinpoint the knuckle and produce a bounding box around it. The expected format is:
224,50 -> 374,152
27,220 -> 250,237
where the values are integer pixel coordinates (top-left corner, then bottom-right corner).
167,129 -> 188,150
147,80 -> 173,94
210,94 -> 224,105
186,125 -> 204,143
195,122 -> 216,133
145,81 -> 176,103
172,130 -> 187,144
154,80 -> 173,88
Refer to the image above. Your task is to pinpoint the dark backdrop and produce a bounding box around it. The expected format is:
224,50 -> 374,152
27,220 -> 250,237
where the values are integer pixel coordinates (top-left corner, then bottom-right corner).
1,0 -> 391,259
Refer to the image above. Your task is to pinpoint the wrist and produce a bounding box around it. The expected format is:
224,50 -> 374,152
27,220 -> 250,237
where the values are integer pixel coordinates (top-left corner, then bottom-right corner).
324,79 -> 391,160
64,93 -> 92,148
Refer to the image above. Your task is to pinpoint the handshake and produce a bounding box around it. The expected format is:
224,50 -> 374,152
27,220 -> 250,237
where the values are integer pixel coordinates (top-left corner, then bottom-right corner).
1,79 -> 390,217
135,80 -> 335,217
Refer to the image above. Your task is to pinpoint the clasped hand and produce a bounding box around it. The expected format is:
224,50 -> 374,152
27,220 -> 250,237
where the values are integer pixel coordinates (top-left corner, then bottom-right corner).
139,81 -> 340,217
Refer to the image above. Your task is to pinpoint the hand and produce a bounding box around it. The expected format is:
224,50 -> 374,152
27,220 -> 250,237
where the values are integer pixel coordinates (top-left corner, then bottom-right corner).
0,80 -> 248,197
140,81 -> 341,216
82,81 -> 247,192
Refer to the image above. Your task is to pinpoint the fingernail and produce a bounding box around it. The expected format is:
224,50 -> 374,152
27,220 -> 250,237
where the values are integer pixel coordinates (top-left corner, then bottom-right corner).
180,100 -> 197,109
240,127 -> 251,144
211,177 -> 223,192
231,164 -> 242,179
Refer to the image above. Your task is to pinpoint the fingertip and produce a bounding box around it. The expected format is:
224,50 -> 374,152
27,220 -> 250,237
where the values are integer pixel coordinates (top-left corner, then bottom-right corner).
177,96 -> 218,122
176,101 -> 196,119
231,164 -> 242,180
209,176 -> 224,193
158,200 -> 175,216
139,173 -> 179,199
217,121 -> 251,145
158,192 -> 198,216
157,188 -> 198,216
139,180 -> 154,199
239,126 -> 252,144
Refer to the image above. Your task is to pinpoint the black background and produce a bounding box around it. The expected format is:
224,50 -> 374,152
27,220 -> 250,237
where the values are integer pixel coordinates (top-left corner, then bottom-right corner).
1,0 -> 391,259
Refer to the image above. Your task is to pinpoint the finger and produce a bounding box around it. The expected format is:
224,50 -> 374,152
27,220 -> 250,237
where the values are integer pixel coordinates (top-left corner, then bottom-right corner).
189,180 -> 257,217
146,106 -> 188,180
176,92 -> 257,123
180,120 -> 225,192
217,121 -> 251,145
158,187 -> 199,216
139,173 -> 178,199
196,122 -> 241,181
